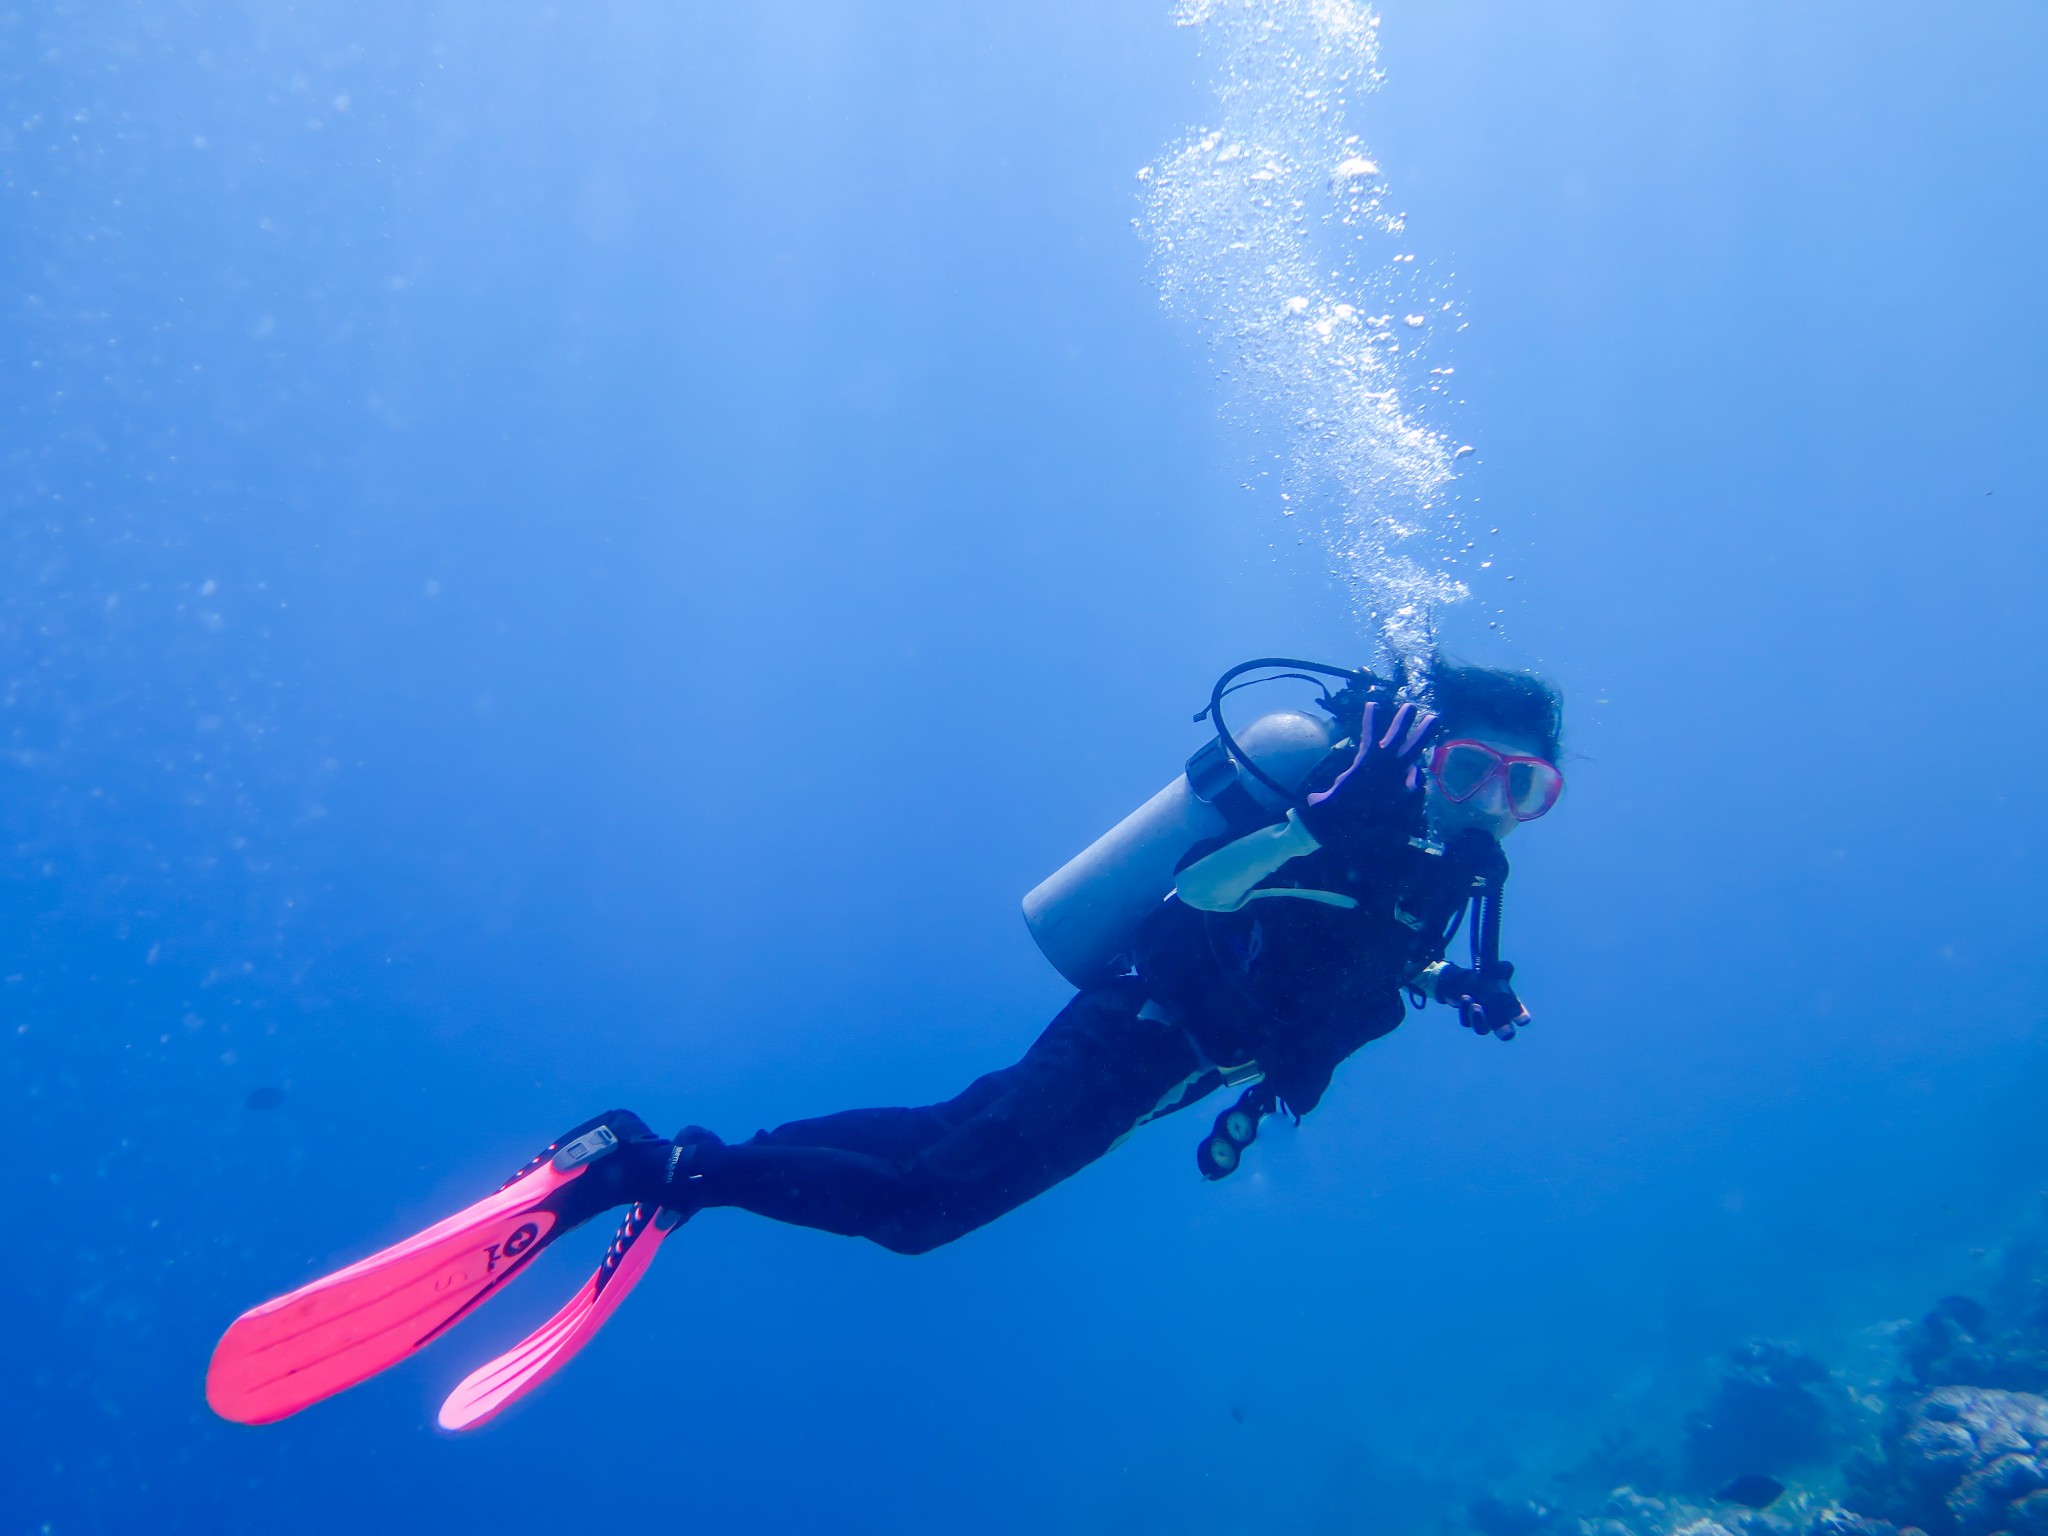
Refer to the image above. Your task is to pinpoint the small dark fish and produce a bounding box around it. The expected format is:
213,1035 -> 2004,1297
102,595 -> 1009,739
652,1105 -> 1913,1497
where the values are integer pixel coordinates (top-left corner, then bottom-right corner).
1718,1474 -> 1785,1509
1228,1403 -> 1246,1425
244,1086 -> 287,1111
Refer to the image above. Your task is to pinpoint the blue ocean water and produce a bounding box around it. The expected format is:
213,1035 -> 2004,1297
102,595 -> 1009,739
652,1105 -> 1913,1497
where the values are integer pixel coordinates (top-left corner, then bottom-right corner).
5,3 -> 2047,1532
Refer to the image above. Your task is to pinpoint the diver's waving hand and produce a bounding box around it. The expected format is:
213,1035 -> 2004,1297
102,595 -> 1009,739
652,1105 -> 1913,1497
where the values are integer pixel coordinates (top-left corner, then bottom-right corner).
1299,699 -> 1438,852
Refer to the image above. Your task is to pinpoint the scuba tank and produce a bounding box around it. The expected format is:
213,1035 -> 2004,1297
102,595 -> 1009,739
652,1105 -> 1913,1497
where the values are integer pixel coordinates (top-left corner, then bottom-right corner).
1021,658 -> 1403,988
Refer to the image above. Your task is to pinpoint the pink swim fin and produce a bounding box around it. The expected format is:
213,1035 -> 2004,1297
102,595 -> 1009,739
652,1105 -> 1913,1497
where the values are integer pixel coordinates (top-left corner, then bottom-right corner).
438,1200 -> 680,1430
206,1117 -> 669,1426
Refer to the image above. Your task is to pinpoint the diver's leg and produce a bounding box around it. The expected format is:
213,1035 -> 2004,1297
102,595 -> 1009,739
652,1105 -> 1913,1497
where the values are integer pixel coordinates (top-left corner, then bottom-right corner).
679,984 -> 1219,1254
722,1036 -> 1034,1162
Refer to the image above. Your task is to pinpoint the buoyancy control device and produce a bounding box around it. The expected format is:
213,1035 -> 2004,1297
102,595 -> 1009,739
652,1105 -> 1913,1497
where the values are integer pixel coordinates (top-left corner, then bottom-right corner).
1193,822 -> 1526,1181
1021,658 -> 1406,988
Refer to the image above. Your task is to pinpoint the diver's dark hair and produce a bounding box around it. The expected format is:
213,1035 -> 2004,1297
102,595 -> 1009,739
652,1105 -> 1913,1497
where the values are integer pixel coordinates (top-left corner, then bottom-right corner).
1422,654 -> 1564,760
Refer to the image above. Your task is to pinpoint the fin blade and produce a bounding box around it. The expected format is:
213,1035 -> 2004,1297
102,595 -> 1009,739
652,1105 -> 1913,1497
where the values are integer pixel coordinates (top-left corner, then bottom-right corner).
206,1161 -> 583,1425
437,1204 -> 675,1431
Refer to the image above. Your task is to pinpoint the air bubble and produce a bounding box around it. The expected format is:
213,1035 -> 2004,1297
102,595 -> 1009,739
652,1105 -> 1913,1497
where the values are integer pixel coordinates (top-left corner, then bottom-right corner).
1140,0 -> 1470,660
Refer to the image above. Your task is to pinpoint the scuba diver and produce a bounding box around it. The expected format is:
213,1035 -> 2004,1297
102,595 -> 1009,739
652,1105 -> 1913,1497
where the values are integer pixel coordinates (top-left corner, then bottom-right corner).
207,652 -> 1565,1431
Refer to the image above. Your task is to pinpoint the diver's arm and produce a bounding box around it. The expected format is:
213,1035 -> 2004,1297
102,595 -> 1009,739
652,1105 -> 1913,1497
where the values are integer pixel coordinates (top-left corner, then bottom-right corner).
1418,959 -> 1531,1039
1172,811 -> 1322,912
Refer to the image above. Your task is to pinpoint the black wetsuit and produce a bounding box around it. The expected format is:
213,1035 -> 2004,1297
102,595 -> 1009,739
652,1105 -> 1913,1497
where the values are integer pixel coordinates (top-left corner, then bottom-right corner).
678,823 -> 1503,1254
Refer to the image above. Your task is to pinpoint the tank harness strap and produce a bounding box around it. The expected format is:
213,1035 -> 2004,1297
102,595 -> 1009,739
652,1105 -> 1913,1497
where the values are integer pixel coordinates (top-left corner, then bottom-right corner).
1139,999 -> 1276,1182
1140,999 -> 1262,1087
1390,835 -> 1446,933
1184,736 -> 1282,836
1124,1000 -> 1262,1165
1172,812 -> 1358,914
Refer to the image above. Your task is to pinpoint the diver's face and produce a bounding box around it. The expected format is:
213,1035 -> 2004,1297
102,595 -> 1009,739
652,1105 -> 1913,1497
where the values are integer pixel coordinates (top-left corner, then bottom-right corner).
1425,728 -> 1557,841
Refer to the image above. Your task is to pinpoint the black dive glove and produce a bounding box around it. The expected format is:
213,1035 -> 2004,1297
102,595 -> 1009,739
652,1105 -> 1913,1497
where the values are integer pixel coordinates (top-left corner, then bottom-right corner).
1429,961 -> 1530,1040
1298,699 -> 1437,857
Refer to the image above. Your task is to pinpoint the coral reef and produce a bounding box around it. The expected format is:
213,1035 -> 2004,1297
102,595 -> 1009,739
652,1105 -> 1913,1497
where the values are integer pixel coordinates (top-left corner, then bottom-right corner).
1846,1387 -> 2048,1536
1457,1220 -> 2048,1536
1899,1295 -> 2048,1398
1681,1341 -> 1859,1492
